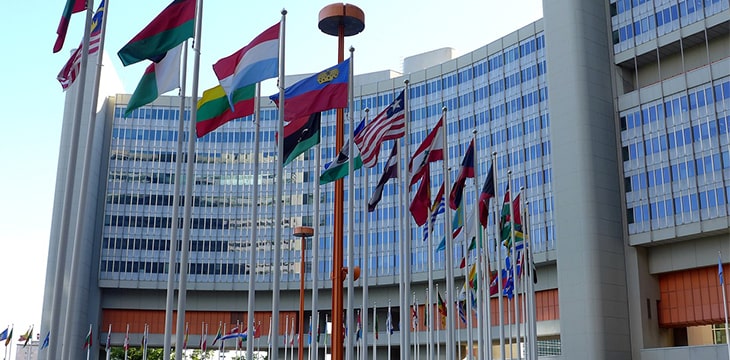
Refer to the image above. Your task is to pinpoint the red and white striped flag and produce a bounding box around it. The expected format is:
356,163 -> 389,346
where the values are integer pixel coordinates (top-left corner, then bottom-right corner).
57,0 -> 105,90
354,89 -> 406,168
408,117 -> 445,186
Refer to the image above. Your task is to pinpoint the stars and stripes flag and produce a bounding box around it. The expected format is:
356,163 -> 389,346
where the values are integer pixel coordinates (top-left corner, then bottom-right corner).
354,90 -> 406,168
57,0 -> 106,90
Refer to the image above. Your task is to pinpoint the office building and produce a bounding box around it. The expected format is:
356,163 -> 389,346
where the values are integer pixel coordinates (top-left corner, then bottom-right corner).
41,1 -> 730,359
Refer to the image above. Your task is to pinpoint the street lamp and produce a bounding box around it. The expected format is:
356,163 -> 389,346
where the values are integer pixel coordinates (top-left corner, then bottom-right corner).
294,226 -> 314,360
317,5 -> 364,360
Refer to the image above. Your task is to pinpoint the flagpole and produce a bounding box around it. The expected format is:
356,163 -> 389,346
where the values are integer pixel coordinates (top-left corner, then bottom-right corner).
54,3 -> 94,358
510,176 -> 521,360
174,1 -> 203,359
400,79 -> 412,360
346,47 -> 357,360
440,106 -> 456,360
361,107 -> 371,360
311,137 -> 321,360
270,10 -> 287,360
463,213 -> 474,360
426,184 -> 435,360
471,131 -> 485,360
85,324 -> 91,360
436,284 -> 441,360
163,36 -> 188,360
524,201 -> 536,360
485,222 -> 493,360
124,324 -> 129,360
246,81 -> 263,360
720,251 -> 730,360
493,152 -> 505,360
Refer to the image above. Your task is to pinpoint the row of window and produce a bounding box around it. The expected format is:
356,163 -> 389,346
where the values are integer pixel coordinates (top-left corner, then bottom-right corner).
621,81 -> 729,131
627,185 -> 727,223
623,116 -> 730,161
625,150 -> 728,191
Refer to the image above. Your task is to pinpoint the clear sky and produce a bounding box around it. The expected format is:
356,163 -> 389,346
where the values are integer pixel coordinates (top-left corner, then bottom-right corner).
0,0 -> 542,342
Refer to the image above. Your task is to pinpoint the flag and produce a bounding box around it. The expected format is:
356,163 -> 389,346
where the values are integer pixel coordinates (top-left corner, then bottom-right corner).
386,307 -> 394,335
320,117 -> 366,184
437,292 -> 447,328
211,323 -> 222,346
22,326 -> 33,348
411,302 -> 418,331
53,0 -> 86,53
409,166 -> 432,226
117,0 -> 195,66
720,253 -> 725,285
83,326 -> 91,349
41,332 -> 50,350
280,112 -> 321,167
468,263 -> 478,289
56,0 -> 105,90
500,189 -> 523,250
269,59 -> 350,121
423,184 -> 446,242
213,22 -> 279,105
124,43 -> 182,117
408,118 -> 444,186
355,311 -> 362,341
478,164 -> 495,227
457,300 -> 467,324
201,330 -> 207,352
354,90 -> 407,168
182,323 -> 188,349
435,200 -> 466,252
4,327 -> 12,346
449,139 -> 475,210
105,324 -> 111,351
368,145 -> 398,212
196,84 -> 256,137
124,326 -> 129,351
0,328 -> 7,342
502,256 -> 515,299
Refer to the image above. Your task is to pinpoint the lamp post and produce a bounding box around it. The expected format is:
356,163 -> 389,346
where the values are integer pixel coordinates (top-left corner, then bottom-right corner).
317,4 -> 364,360
294,226 -> 314,360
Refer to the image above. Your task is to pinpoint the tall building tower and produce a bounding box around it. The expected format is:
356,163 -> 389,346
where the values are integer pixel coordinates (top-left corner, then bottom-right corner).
40,1 -> 730,359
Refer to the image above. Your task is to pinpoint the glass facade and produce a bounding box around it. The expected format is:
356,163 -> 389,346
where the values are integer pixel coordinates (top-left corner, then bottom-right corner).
610,0 -> 729,53
622,78 -> 730,234
99,31 -> 555,289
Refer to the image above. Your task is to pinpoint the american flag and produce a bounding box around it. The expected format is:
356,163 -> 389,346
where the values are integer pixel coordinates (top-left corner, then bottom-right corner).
57,0 -> 105,90
354,90 -> 406,168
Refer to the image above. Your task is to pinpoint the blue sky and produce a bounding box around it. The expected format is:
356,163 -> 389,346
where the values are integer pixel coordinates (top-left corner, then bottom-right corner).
0,0 -> 541,342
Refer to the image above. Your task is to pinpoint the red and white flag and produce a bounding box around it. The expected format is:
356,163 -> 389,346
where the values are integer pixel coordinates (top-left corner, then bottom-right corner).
354,90 -> 406,168
408,117 -> 444,186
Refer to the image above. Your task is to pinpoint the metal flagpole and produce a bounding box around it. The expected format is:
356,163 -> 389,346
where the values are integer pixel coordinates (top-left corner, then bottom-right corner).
399,80 -> 412,360
371,302 -> 376,360
56,3 -> 94,358
284,316 -> 289,360
346,47 -> 356,360
464,218 -> 474,360
174,0 -> 203,358
427,191 -> 435,360
163,37 -> 188,360
436,284 -> 441,360
271,10 -> 287,360
485,222 -> 493,360
527,203 -> 538,360
472,130 -> 485,360
246,81 -> 263,360
493,152 -> 505,360
720,251 -> 730,360
310,139 -> 322,360
440,107 -> 456,360
510,177 -> 520,360
386,300 -> 391,360
362,108 -> 371,360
